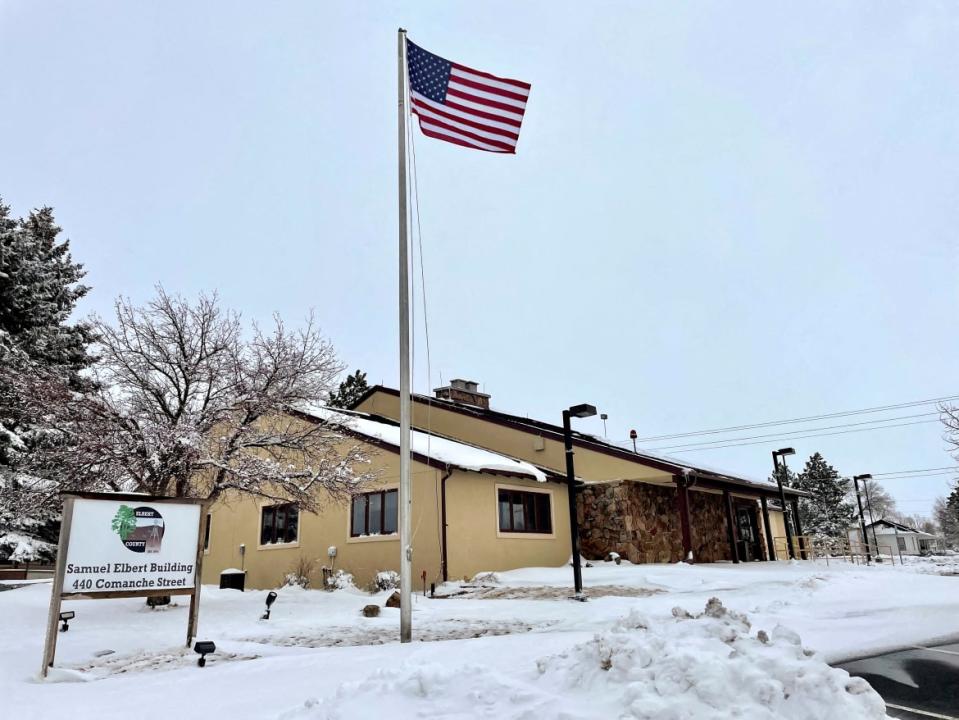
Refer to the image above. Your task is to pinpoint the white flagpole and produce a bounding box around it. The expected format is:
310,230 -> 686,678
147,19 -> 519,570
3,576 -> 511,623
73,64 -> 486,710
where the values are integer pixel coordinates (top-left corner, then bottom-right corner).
396,27 -> 413,644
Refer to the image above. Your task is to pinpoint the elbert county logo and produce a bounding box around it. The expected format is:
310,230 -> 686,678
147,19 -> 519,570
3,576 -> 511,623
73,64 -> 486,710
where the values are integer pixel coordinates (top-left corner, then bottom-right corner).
111,505 -> 165,553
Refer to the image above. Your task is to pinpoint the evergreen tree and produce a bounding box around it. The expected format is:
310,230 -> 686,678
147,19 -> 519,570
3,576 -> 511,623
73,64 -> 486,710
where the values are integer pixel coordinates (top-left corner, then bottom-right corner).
938,483 -> 959,548
328,369 -> 369,409
790,452 -> 856,539
0,199 -> 95,561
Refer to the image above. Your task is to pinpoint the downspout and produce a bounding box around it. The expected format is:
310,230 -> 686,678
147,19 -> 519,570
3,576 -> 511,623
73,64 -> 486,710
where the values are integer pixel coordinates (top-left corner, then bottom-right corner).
440,467 -> 453,583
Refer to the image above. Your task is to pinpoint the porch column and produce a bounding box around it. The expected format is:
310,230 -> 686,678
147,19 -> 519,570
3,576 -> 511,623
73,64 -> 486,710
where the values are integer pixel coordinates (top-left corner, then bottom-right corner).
791,498 -> 806,559
674,475 -> 693,562
760,496 -> 776,561
722,490 -> 740,563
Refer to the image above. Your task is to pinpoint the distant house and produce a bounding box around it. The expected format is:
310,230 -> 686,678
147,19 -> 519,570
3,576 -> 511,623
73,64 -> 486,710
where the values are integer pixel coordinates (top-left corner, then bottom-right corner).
847,519 -> 945,556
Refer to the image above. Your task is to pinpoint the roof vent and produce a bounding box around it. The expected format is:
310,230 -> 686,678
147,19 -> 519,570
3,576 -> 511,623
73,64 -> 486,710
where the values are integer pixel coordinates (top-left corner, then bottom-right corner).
433,378 -> 490,409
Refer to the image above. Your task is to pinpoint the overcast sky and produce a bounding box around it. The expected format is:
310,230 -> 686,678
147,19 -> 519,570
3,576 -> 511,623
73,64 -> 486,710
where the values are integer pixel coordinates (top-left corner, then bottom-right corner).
2,1 -> 956,517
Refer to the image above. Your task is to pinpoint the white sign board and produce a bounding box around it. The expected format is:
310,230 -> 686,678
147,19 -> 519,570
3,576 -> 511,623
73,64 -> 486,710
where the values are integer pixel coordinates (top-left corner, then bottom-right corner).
42,493 -> 208,678
63,498 -> 202,595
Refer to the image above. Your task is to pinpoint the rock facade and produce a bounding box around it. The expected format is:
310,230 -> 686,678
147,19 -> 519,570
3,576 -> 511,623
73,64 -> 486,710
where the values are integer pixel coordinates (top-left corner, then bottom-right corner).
579,481 -> 733,564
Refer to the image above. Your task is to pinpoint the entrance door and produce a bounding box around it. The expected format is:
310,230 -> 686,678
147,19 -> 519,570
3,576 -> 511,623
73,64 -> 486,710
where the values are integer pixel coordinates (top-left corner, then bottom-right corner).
735,505 -> 762,561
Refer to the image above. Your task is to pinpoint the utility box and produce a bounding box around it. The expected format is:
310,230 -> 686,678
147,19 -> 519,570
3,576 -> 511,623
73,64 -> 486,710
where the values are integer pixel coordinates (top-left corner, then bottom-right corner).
219,569 -> 246,591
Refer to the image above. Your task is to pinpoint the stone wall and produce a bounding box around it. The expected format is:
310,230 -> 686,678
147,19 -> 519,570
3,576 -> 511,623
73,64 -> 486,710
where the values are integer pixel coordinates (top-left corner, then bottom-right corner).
578,481 -> 734,564
688,490 -> 733,563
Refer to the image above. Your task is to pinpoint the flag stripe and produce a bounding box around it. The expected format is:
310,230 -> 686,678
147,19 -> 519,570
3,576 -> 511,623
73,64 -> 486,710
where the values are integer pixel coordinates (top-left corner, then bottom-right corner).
451,62 -> 531,91
440,96 -> 524,127
417,116 -> 515,151
446,85 -> 527,112
445,88 -> 527,120
418,124 -> 513,154
411,95 -> 520,138
448,72 -> 529,102
413,110 -> 518,148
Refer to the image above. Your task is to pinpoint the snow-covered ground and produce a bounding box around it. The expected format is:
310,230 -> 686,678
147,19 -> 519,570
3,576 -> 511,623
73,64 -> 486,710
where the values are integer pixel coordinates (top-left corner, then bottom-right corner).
2,557 -> 957,719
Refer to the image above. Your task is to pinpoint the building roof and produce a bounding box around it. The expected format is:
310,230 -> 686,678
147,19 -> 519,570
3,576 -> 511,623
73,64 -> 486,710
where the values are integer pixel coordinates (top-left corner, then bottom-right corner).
295,404 -> 550,483
351,386 -> 806,499
865,518 -> 936,537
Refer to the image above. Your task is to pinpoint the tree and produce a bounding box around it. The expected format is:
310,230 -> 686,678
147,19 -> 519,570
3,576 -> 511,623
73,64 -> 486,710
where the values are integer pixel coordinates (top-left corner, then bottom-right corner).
0,200 -> 96,562
790,452 -> 856,538
858,479 -> 896,521
327,369 -> 369,409
934,483 -> 959,548
25,289 -> 375,513
941,403 -> 959,462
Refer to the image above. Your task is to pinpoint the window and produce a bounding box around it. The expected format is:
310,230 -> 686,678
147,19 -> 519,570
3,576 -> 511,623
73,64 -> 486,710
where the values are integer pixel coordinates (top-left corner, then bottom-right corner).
897,536 -> 907,551
260,503 -> 299,545
498,488 -> 552,534
203,513 -> 211,551
351,490 -> 398,537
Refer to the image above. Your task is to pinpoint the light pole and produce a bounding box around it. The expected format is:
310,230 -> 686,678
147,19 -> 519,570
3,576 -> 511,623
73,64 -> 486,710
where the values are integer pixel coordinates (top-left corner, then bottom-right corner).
862,476 -> 879,553
771,448 -> 796,560
852,474 -> 872,563
629,429 -> 637,453
563,403 -> 596,601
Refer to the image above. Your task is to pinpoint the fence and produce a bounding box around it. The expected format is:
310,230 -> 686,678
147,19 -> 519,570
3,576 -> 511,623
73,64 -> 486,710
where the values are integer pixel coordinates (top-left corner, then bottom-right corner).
771,535 -> 898,565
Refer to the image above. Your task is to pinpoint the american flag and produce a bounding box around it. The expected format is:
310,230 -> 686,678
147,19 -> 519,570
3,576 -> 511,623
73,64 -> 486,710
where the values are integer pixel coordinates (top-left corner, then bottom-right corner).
407,39 -> 530,154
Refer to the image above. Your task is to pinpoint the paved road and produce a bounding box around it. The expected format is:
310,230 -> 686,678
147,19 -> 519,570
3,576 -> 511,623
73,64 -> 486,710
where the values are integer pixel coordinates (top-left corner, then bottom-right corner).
839,643 -> 959,719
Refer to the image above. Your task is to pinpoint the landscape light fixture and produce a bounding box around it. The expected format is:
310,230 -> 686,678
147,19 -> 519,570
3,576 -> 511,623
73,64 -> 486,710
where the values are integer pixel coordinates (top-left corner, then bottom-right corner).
58,611 -> 75,632
563,403 -> 597,601
260,591 -> 278,620
771,448 -> 797,559
193,640 -> 216,667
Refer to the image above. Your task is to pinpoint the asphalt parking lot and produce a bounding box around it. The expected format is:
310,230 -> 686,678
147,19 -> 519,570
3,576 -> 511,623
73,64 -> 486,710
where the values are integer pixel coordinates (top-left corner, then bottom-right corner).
839,643 -> 959,719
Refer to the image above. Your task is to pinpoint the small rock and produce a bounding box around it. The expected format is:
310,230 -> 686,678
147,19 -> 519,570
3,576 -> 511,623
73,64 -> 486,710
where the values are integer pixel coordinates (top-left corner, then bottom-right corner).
362,604 -> 380,617
384,591 -> 401,608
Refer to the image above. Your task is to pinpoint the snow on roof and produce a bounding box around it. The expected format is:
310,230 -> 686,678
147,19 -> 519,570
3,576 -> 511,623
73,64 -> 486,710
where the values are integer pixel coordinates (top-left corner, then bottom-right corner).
354,386 -> 798,495
297,404 -> 548,483
867,519 -> 935,536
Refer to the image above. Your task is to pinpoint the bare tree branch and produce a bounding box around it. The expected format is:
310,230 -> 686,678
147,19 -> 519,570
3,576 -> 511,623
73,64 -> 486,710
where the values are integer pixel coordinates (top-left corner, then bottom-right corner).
25,288 -> 375,511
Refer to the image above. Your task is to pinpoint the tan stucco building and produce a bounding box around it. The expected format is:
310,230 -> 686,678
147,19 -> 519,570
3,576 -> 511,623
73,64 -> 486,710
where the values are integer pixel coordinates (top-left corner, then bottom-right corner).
203,380 -> 806,590
201,407 -> 570,589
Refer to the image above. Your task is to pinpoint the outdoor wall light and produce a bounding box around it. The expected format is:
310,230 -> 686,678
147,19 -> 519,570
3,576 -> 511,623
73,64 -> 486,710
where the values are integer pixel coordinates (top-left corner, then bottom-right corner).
261,591 -> 278,620
193,640 -> 216,667
59,611 -> 75,632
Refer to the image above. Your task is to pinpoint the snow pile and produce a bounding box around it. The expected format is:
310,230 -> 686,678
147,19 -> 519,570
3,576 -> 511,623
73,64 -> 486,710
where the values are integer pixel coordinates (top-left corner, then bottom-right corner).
535,599 -> 886,719
279,599 -> 887,720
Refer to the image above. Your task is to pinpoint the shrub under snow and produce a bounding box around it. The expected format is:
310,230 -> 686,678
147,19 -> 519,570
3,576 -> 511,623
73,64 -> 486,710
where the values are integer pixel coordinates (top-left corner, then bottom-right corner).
368,570 -> 400,593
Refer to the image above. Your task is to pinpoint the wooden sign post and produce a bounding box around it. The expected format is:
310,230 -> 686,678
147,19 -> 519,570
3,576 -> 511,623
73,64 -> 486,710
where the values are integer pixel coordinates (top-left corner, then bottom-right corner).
40,492 -> 209,678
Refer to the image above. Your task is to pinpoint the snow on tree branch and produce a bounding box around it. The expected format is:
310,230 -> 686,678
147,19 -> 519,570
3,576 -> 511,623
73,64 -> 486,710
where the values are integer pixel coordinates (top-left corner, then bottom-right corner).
27,288 -> 377,510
